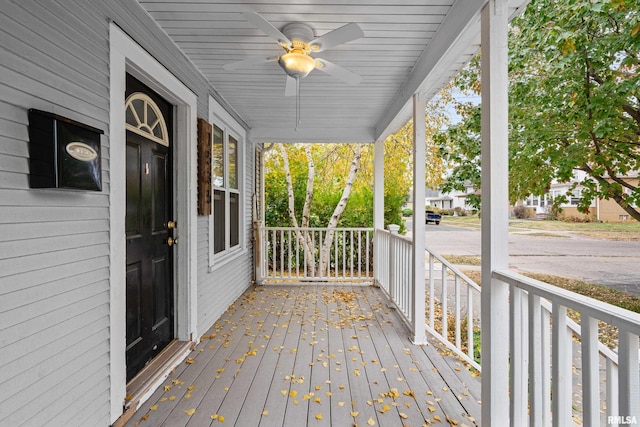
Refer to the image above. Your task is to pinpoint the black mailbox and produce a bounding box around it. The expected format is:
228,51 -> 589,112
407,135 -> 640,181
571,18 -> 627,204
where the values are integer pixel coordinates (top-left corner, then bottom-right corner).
28,109 -> 103,191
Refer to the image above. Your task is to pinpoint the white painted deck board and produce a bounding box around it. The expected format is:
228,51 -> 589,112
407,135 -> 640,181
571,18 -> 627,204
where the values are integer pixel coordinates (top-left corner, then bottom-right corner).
125,285 -> 481,427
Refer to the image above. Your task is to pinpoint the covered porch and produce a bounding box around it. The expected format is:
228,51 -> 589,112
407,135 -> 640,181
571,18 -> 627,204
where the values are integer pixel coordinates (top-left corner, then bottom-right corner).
124,284 -> 480,426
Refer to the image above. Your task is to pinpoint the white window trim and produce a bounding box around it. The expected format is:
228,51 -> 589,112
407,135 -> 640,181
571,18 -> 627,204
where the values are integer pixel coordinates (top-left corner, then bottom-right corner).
208,96 -> 247,270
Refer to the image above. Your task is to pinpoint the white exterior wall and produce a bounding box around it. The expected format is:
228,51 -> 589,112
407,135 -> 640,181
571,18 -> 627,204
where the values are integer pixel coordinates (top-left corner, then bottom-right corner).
0,1 -> 253,425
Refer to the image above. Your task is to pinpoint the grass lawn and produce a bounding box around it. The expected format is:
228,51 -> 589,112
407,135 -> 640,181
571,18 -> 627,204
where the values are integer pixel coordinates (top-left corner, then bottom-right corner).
442,214 -> 640,240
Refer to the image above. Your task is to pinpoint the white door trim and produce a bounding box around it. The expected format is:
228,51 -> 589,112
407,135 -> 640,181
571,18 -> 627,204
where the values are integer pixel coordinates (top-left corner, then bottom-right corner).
109,23 -> 198,424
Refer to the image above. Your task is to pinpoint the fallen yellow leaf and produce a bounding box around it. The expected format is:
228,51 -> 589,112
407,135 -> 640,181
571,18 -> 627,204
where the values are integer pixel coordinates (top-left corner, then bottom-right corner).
315,413 -> 323,420
338,401 -> 345,407
434,415 -> 442,422
351,411 -> 359,417
184,408 -> 196,416
262,410 -> 269,416
289,390 -> 298,398
399,412 -> 408,419
367,417 -> 376,426
150,405 -> 158,411
313,397 -> 321,403
186,358 -> 195,364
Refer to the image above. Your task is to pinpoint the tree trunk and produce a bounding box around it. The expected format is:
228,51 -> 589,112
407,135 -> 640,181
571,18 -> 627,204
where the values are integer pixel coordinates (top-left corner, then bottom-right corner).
319,144 -> 363,275
279,144 -> 315,274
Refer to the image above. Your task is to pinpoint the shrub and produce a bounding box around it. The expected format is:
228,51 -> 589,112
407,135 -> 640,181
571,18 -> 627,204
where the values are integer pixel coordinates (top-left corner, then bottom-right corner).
453,207 -> 467,216
513,205 -> 533,219
402,208 -> 413,217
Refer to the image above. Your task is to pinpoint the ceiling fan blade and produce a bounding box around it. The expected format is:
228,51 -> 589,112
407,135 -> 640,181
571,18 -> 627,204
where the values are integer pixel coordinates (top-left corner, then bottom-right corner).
284,76 -> 297,97
314,58 -> 363,85
223,56 -> 278,70
309,23 -> 363,52
242,12 -> 291,48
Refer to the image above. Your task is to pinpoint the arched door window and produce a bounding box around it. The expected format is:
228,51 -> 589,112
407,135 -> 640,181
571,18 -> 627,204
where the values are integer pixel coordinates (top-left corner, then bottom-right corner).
125,92 -> 169,146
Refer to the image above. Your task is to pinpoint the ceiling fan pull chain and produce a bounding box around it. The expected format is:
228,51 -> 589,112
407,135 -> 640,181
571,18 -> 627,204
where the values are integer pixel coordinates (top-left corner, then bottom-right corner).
295,77 -> 301,131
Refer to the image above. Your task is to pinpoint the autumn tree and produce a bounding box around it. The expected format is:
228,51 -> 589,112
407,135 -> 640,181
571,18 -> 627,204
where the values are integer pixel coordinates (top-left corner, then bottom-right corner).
437,0 -> 640,219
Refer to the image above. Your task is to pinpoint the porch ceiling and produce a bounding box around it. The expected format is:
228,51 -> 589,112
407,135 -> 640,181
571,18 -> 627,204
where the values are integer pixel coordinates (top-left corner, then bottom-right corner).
139,0 -> 527,143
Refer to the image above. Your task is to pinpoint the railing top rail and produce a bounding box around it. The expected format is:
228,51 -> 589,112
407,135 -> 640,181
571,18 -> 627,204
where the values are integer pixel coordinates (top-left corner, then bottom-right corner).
376,227 -> 412,243
494,269 -> 640,334
262,226 -> 375,232
425,245 -> 482,293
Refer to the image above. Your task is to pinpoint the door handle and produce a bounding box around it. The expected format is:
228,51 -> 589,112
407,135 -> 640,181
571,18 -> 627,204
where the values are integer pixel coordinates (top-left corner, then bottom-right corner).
167,237 -> 178,247
167,220 -> 177,229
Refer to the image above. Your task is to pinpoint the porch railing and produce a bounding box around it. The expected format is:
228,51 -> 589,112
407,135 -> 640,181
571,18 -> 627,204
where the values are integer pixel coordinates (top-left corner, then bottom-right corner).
257,225 -> 374,284
374,226 -> 640,425
495,269 -> 640,426
374,228 -> 415,324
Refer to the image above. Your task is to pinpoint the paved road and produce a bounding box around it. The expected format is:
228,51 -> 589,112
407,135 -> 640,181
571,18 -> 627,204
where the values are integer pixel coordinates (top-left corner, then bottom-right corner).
405,220 -> 640,296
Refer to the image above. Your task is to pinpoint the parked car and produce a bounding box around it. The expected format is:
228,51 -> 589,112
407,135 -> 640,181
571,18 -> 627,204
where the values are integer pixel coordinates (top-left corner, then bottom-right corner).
425,210 -> 441,225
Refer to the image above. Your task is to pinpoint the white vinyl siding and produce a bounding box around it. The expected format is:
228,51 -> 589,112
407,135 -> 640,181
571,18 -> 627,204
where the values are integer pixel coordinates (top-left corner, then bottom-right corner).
0,1 -> 254,425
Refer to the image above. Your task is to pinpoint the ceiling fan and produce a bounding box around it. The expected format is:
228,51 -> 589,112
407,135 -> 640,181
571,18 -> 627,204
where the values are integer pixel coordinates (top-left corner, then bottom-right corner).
224,12 -> 364,97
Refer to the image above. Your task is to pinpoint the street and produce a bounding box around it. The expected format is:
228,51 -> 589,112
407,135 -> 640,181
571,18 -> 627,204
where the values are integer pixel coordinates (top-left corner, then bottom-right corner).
405,219 -> 640,296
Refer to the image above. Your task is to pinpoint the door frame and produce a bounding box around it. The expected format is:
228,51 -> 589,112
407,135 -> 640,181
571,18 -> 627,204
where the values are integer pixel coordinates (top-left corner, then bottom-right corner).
109,23 -> 198,424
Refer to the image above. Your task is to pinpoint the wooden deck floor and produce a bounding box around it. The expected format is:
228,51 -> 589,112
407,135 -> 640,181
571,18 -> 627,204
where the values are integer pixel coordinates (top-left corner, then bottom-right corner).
125,285 -> 481,427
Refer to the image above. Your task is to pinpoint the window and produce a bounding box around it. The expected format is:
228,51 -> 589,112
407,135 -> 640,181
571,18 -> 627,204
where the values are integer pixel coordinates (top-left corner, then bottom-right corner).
211,123 -> 242,258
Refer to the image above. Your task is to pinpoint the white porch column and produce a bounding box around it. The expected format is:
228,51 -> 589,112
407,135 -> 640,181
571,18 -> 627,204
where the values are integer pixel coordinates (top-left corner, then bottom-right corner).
480,0 -> 510,425
411,93 -> 427,345
373,139 -> 385,231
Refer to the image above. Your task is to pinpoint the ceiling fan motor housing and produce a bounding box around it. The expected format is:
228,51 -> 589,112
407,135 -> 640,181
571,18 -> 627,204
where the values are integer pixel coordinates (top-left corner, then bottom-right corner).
281,22 -> 315,44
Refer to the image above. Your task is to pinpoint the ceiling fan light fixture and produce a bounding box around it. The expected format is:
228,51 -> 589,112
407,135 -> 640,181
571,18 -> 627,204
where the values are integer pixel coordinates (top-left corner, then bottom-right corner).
279,52 -> 315,78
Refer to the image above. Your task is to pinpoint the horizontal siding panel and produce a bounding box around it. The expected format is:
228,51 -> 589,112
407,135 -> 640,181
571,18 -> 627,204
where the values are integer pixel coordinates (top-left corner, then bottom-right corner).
47,368 -> 111,426
0,250 -> 109,294
64,387 -> 111,427
0,189 -> 108,209
0,267 -> 109,331
0,309 -> 109,391
0,153 -> 28,174
0,65 -> 108,123
0,219 -> 109,242
0,2 -> 109,77
0,136 -> 29,158
0,117 -> 28,141
0,231 -> 107,260
1,41 -> 108,103
48,369 -> 111,427
0,206 -> 108,223
0,320 -> 109,427
0,170 -> 28,190
0,300 -> 109,374
0,281 -> 109,346
37,353 -> 110,427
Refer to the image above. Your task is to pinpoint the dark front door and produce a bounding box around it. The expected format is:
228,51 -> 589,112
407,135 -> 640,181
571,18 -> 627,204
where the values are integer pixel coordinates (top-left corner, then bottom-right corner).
125,75 -> 175,381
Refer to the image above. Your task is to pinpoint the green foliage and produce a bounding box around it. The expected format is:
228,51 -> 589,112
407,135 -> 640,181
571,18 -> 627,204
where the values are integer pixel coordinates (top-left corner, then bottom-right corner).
436,0 -> 640,220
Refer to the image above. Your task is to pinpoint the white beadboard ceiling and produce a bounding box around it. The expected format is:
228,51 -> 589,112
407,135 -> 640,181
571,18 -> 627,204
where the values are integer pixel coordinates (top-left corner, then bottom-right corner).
139,0 -> 528,143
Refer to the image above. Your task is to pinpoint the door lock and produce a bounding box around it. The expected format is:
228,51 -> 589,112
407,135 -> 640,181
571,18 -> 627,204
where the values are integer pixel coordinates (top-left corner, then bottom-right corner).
167,220 -> 177,229
167,237 -> 178,247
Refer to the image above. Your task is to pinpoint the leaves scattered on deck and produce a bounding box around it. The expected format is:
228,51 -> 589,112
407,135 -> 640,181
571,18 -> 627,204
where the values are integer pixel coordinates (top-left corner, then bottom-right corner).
132,287 -> 478,427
